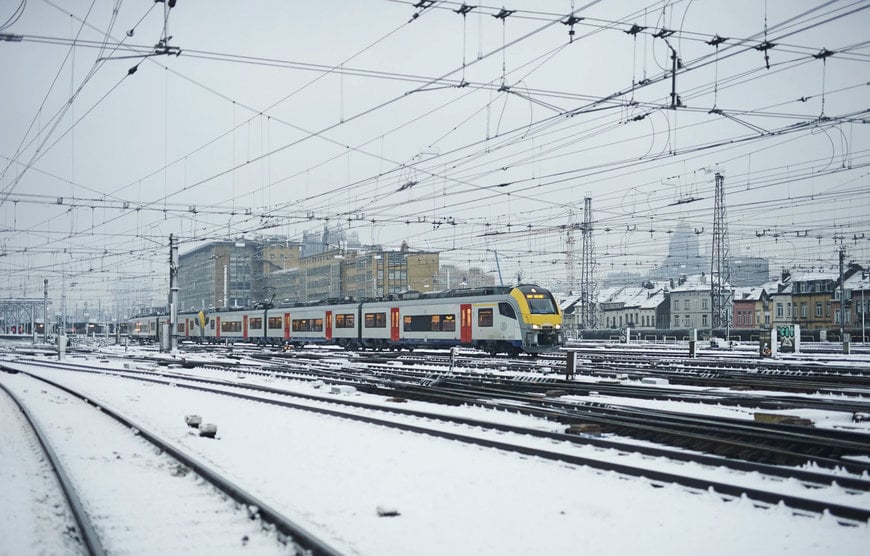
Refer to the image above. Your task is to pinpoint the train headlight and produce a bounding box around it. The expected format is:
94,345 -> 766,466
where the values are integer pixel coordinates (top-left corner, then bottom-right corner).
555,324 -> 561,330
532,324 -> 541,330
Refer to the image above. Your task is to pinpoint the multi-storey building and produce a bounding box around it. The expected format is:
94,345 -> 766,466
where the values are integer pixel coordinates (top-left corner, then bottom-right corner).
729,257 -> 771,286
732,286 -> 770,329
668,274 -> 718,330
597,284 -> 667,330
178,235 -> 441,309
177,240 -> 261,311
769,273 -> 794,330
789,268 -> 863,330
438,264 -> 496,289
832,268 -> 870,340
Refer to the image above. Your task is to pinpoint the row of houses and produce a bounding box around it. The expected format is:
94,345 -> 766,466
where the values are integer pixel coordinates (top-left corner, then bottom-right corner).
561,264 -> 870,337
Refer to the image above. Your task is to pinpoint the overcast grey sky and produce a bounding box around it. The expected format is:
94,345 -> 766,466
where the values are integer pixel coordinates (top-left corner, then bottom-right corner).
1,0 -> 868,311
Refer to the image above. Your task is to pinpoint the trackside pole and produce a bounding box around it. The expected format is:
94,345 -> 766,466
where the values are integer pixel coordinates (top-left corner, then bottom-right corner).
565,350 -> 577,380
57,335 -> 67,361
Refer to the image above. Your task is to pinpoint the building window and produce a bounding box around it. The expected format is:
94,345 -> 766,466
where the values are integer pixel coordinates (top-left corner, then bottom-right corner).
815,303 -> 823,317
702,314 -> 708,326
701,299 -> 708,310
684,299 -> 690,310
776,303 -> 783,318
825,302 -> 831,317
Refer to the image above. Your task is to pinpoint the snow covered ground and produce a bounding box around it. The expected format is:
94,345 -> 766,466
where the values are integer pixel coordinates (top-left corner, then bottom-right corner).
1,344 -> 869,555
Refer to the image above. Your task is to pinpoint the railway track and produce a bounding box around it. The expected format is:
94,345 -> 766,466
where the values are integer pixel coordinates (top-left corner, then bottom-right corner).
112,349 -> 870,472
252,349 -> 870,418
0,366 -> 342,556
8,357 -> 870,525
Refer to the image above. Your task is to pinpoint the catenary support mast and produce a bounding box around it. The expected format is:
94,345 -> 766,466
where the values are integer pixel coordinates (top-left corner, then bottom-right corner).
711,172 -> 731,331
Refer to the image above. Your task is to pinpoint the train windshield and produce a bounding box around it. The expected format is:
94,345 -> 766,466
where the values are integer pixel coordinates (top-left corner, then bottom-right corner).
517,286 -> 558,314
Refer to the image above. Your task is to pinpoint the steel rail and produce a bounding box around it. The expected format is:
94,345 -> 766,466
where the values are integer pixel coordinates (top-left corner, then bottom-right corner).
8,359 -> 870,523
0,381 -> 106,556
18,356 -> 870,474
1,365 -> 343,556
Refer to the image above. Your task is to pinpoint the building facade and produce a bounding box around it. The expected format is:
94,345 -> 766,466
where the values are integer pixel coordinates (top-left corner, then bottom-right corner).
668,275 -> 715,330
732,287 -> 770,329
177,240 -> 261,311
178,236 -> 441,309
790,270 -> 841,331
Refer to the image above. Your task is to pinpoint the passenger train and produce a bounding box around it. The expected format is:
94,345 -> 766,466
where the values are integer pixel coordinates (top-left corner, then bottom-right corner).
127,284 -> 564,355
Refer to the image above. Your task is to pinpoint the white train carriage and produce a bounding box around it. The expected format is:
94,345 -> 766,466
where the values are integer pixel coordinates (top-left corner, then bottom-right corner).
356,300 -> 398,350
206,308 -> 259,343
128,315 -> 166,343
392,285 -> 561,355
358,285 -> 562,355
177,311 -> 209,342
128,285 -> 562,354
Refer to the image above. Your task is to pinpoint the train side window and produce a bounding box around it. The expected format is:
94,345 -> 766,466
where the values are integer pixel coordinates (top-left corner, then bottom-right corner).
336,314 -> 355,328
403,314 -> 455,332
313,318 -> 324,332
209,319 -> 215,330
268,316 -> 282,329
250,318 -> 262,329
498,302 -> 516,320
441,314 -> 455,332
221,321 -> 242,333
478,308 -> 494,327
365,312 -> 386,328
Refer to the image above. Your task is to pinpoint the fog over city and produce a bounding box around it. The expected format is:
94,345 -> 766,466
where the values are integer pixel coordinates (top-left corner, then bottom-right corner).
1,0 -> 868,318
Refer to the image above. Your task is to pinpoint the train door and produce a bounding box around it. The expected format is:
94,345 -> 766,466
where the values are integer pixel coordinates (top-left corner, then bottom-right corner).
460,304 -> 472,344
283,312 -> 290,341
242,315 -> 248,341
390,307 -> 400,343
216,316 -> 221,339
325,311 -> 333,341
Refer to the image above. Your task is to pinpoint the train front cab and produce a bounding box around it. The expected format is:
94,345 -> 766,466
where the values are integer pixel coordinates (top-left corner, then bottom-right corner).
511,285 -> 563,353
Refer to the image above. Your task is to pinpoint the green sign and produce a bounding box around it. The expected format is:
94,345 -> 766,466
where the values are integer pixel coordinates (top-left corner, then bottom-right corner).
778,325 -> 794,338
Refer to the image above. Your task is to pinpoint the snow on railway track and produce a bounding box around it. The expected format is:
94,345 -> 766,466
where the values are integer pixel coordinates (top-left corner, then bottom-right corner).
0,369 -> 338,556
7,357 -> 870,526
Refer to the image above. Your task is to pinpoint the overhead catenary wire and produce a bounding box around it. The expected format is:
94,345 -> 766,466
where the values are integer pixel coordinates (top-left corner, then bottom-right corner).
2,1 -> 868,298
